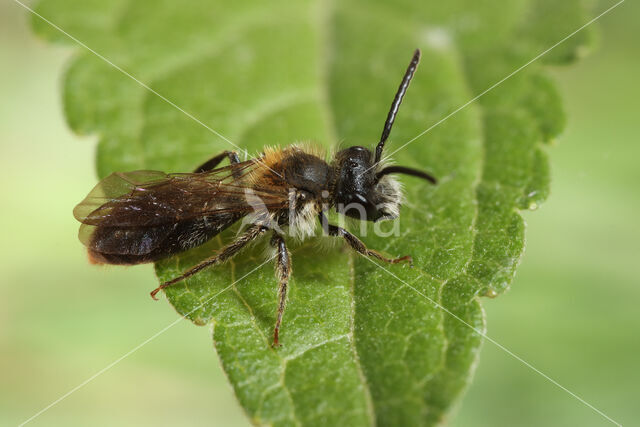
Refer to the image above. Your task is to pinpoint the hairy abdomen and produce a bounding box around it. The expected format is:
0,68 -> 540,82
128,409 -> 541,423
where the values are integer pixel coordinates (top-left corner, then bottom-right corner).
87,213 -> 242,265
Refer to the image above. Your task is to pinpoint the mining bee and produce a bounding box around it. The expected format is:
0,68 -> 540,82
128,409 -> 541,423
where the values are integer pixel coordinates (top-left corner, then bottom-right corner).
74,49 -> 437,346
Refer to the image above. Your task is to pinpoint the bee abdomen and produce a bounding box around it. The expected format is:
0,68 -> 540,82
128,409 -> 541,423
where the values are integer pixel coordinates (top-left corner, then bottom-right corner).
87,213 -> 242,265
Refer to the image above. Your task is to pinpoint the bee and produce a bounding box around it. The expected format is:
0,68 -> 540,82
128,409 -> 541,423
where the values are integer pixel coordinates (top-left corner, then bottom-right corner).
74,49 -> 437,346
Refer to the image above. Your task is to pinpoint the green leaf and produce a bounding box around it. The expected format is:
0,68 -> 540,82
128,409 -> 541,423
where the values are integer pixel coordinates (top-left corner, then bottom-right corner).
34,0 -> 593,424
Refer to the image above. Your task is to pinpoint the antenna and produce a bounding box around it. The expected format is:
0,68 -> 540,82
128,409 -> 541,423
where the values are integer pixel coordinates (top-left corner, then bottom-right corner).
374,49 -> 421,164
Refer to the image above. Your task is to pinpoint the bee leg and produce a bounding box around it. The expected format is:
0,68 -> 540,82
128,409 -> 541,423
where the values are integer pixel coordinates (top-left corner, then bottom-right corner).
318,213 -> 412,266
270,232 -> 291,347
150,225 -> 268,299
193,150 -> 240,173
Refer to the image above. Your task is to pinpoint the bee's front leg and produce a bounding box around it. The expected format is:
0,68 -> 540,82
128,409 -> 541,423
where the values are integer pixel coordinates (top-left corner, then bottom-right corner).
318,213 -> 412,265
270,231 -> 291,347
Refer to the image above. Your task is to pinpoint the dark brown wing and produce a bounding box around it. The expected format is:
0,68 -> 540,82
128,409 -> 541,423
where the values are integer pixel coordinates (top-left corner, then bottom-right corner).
74,160 -> 288,264
74,160 -> 287,227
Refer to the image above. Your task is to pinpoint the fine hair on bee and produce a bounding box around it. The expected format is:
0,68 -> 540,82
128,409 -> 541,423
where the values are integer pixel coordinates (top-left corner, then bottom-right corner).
74,49 -> 438,347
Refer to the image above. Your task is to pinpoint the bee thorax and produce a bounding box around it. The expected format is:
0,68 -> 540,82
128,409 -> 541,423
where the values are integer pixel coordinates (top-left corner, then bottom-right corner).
286,196 -> 320,240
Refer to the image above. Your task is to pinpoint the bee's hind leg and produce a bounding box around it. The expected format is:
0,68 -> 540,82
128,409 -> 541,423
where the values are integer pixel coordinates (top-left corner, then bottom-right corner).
193,150 -> 240,173
150,225 -> 268,299
270,231 -> 291,347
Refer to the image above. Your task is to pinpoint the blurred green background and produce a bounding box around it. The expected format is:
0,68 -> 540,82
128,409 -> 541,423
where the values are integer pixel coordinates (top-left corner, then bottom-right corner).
1,1 -> 638,426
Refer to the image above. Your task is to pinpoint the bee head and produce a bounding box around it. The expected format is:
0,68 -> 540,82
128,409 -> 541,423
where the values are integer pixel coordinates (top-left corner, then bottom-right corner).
332,146 -> 401,222
329,50 -> 437,222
